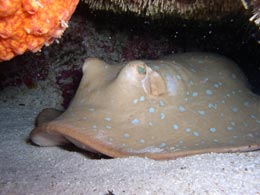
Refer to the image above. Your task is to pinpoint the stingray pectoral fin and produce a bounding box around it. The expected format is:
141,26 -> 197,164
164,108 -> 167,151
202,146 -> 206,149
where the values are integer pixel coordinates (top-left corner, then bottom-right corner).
30,124 -> 70,147
32,108 -> 67,147
35,108 -> 63,126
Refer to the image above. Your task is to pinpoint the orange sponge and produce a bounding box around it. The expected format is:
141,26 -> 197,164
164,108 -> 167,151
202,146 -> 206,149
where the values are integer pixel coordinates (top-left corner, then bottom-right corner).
0,0 -> 79,62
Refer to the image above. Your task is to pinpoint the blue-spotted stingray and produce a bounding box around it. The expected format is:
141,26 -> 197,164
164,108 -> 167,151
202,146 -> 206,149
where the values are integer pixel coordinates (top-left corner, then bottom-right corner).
30,52 -> 260,160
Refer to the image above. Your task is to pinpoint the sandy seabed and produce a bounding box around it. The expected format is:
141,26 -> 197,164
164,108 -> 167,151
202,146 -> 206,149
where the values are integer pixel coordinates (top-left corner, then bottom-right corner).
0,86 -> 259,195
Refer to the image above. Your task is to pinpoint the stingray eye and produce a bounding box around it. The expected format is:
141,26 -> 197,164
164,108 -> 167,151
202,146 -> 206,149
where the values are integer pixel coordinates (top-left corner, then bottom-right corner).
137,64 -> 146,75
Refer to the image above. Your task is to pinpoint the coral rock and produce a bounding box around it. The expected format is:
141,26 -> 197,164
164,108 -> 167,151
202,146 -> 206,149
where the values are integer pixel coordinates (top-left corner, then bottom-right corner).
0,0 -> 79,62
82,0 -> 244,19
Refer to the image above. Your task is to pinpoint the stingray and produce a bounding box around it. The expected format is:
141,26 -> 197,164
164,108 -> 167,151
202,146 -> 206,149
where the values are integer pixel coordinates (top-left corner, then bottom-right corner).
30,52 -> 260,160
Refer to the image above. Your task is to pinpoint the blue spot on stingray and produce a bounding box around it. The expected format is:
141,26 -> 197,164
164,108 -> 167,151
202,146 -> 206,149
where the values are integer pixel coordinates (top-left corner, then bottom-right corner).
92,125 -> 97,129
149,107 -> 155,113
190,68 -> 197,73
186,128 -> 191,133
198,110 -> 205,116
214,83 -> 219,88
243,101 -> 249,107
80,99 -> 86,104
176,75 -> 182,80
106,125 -> 112,129
173,124 -> 179,130
189,80 -> 194,85
133,99 -> 138,104
105,117 -> 112,122
159,143 -> 166,147
140,139 -> 145,144
203,78 -> 209,83
192,92 -> 198,97
232,107 -> 238,113
179,140 -> 184,144
256,120 -> 260,124
179,105 -> 186,112
251,114 -> 256,119
206,89 -> 213,96
209,127 -> 216,133
124,133 -> 130,138
132,118 -> 139,125
140,96 -> 145,101
159,100 -> 165,107
243,122 -> 248,127
208,103 -> 217,109
160,113 -> 166,120
153,65 -> 160,70
88,108 -> 95,112
193,132 -> 199,137
227,126 -> 233,131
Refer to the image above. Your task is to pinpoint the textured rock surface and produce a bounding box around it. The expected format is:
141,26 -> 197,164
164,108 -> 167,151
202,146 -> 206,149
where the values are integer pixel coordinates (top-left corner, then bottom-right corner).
248,0 -> 260,27
82,0 -> 244,19
1,0 -> 259,63
0,0 -> 79,62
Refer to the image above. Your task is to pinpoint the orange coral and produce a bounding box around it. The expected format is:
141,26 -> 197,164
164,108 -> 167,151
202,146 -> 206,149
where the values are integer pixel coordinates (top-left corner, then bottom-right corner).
0,0 -> 79,62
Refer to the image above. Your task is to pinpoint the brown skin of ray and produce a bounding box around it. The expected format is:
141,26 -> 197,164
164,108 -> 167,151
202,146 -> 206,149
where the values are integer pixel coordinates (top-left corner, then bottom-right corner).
35,108 -> 64,126
29,53 -> 260,160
